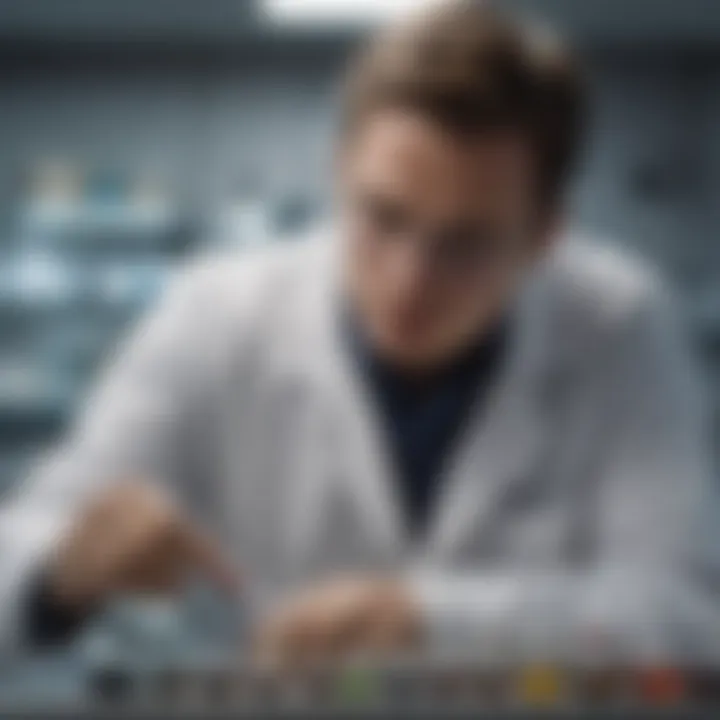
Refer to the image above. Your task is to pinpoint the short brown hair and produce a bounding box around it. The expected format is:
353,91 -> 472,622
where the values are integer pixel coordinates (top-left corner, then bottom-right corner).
342,0 -> 586,205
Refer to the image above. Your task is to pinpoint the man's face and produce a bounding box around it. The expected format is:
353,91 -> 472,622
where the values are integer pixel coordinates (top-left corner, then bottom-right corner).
339,109 -> 557,370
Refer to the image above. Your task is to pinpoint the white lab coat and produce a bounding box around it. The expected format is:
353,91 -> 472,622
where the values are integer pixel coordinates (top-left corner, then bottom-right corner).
0,230 -> 717,660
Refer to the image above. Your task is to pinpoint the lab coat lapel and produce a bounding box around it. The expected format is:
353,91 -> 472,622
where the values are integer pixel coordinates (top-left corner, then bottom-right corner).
324,350 -> 406,555
294,240 -> 405,562
428,268 -> 553,560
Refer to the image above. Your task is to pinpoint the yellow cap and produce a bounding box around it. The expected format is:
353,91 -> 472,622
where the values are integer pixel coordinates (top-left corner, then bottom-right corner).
515,665 -> 567,707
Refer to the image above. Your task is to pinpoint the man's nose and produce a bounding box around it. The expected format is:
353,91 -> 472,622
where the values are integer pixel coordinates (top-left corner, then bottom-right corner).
388,237 -> 433,296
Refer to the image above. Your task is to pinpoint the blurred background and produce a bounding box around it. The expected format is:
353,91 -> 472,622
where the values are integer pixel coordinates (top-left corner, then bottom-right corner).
0,0 -> 718,494
0,0 -> 718,703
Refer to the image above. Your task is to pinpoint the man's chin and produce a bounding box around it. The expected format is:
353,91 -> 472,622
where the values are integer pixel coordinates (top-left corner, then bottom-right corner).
375,334 -> 449,373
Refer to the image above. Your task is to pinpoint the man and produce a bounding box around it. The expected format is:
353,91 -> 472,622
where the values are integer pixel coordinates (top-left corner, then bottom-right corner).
0,0 -> 716,665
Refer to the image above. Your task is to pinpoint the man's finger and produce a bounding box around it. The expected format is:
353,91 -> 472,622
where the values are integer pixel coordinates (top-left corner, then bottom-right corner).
181,524 -> 240,594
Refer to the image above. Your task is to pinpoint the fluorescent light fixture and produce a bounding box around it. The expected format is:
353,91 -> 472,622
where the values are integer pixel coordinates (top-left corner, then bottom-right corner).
262,0 -> 422,27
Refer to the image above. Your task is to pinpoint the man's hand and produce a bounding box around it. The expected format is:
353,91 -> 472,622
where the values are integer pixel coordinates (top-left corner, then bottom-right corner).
255,577 -> 422,669
47,483 -> 238,611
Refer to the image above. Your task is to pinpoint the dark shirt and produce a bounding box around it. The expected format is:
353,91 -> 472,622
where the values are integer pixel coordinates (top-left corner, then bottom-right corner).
346,314 -> 509,538
25,571 -> 94,647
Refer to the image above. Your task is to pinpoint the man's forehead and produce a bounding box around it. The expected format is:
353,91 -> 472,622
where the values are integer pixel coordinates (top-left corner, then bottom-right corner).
346,109 -> 536,216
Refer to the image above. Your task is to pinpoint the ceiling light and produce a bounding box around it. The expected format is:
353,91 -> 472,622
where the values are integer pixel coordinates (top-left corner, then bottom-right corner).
261,0 -> 422,27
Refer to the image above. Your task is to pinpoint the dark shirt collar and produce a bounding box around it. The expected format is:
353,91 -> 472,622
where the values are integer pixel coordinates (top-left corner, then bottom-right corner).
342,302 -> 511,537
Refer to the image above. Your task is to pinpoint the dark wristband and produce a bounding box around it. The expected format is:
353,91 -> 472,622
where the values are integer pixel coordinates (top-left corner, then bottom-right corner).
25,571 -> 96,647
